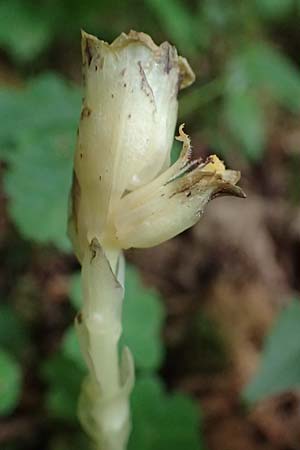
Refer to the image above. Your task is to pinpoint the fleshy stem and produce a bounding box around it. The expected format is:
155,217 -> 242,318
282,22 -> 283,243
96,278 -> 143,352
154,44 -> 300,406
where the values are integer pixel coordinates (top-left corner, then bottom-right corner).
75,241 -> 134,450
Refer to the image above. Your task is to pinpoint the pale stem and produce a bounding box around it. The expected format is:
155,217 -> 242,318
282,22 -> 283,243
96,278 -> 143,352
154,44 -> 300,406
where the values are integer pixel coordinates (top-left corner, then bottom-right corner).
76,240 -> 133,450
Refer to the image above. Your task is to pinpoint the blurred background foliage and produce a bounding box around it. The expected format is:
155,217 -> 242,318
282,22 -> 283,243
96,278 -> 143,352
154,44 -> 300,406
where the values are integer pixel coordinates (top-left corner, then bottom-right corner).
1,1 -> 300,449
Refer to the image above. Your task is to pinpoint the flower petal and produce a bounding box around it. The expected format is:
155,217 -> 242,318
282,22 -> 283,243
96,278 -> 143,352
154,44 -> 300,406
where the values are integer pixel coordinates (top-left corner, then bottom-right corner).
70,31 -> 194,259
114,126 -> 245,249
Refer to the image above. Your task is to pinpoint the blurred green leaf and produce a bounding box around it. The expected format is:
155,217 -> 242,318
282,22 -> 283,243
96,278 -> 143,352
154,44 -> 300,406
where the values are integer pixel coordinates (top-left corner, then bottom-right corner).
170,140 -> 182,165
224,42 -> 300,159
224,91 -> 265,159
0,305 -> 29,357
145,0 -> 197,54
249,44 -> 300,112
227,44 -> 300,113
62,326 -> 85,370
255,0 -> 294,19
243,299 -> 300,404
42,353 -> 85,422
4,130 -> 74,250
0,90 -> 23,149
179,78 -> 224,120
0,349 -> 22,415
0,0 -> 53,63
200,0 -> 235,29
129,376 -> 203,450
123,265 -> 165,371
69,273 -> 82,310
0,74 -> 80,147
1,74 -> 80,250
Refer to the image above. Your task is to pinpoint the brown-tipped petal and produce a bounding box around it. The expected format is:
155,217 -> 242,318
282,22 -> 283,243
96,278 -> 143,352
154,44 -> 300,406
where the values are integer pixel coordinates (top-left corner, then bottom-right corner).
114,128 -> 245,249
211,183 -> 247,200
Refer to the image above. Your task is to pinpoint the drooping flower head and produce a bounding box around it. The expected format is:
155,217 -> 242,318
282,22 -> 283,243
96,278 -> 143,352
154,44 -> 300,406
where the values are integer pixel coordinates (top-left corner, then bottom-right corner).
69,31 -> 245,261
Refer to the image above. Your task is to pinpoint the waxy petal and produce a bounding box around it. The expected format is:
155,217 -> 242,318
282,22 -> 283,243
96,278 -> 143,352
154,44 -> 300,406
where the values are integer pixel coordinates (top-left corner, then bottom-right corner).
70,31 -> 194,260
114,127 -> 245,248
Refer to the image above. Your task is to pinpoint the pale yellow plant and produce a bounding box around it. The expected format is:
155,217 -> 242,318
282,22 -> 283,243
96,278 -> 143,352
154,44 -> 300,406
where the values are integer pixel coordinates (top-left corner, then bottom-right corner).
68,30 -> 245,450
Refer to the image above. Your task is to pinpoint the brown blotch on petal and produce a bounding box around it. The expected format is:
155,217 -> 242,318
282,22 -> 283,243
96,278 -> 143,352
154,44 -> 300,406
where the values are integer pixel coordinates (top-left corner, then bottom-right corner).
81,30 -> 99,66
81,106 -> 92,119
161,42 -> 176,74
138,61 -> 156,109
94,55 -> 104,71
84,39 -> 93,66
89,237 -> 101,261
173,171 -> 216,195
70,171 -> 81,233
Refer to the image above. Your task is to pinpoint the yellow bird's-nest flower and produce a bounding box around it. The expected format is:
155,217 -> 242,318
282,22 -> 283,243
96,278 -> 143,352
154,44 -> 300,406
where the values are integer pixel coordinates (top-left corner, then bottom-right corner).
114,125 -> 245,248
69,30 -> 245,261
68,30 -> 246,450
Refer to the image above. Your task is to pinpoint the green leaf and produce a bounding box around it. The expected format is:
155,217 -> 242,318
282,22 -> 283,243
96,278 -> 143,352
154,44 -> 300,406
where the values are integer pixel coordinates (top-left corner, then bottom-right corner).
0,0 -> 53,63
170,139 -> 182,165
0,349 -> 22,415
224,91 -> 265,160
145,0 -> 197,54
0,90 -> 23,148
255,0 -> 294,19
123,265 -> 165,371
61,326 -> 85,370
0,74 -> 80,150
0,305 -> 29,357
4,130 -> 74,250
227,44 -> 300,113
224,43 -> 300,158
69,273 -> 82,310
243,299 -> 300,404
129,376 -> 204,450
2,74 -> 80,250
41,353 -> 85,422
249,44 -> 300,112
